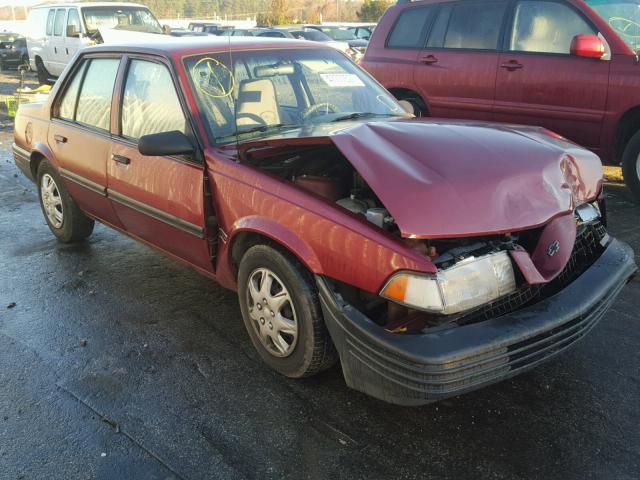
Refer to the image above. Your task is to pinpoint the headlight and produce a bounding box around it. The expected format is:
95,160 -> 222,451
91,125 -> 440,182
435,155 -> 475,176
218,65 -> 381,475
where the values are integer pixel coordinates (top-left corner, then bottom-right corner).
381,251 -> 517,315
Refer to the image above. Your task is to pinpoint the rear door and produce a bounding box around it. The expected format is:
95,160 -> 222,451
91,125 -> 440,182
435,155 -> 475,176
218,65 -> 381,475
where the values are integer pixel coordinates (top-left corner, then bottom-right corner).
414,0 -> 508,120
48,55 -> 122,226
494,0 -> 610,150
107,56 -> 213,272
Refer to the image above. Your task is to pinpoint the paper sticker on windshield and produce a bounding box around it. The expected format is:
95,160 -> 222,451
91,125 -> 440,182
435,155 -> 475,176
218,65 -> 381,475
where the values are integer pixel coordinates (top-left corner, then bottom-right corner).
319,73 -> 365,88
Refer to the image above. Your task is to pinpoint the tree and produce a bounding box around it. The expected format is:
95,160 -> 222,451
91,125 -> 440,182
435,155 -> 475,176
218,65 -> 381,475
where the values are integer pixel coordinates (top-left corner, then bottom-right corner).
357,0 -> 391,22
257,0 -> 293,26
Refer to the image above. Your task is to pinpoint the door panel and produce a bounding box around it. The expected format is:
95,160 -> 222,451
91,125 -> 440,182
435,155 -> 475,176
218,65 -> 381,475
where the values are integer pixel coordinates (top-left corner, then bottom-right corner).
414,1 -> 508,120
493,0 -> 610,149
494,54 -> 609,148
49,8 -> 67,75
107,142 -> 212,271
48,121 -> 121,225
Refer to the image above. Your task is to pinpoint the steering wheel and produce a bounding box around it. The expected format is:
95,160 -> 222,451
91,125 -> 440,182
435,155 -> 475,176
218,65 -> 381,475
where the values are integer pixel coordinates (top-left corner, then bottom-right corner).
302,102 -> 341,121
609,17 -> 640,37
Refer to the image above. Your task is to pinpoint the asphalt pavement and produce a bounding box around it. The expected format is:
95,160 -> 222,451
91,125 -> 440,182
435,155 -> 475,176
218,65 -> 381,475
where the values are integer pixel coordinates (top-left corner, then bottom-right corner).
1,102 -> 639,479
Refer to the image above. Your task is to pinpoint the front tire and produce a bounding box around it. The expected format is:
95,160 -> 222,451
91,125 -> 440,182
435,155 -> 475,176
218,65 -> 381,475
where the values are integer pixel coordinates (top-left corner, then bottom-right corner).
238,244 -> 337,378
621,130 -> 640,202
37,161 -> 94,243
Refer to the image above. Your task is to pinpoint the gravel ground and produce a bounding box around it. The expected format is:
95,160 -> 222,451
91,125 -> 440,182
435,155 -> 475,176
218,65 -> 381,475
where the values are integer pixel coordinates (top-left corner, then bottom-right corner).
0,69 -> 639,480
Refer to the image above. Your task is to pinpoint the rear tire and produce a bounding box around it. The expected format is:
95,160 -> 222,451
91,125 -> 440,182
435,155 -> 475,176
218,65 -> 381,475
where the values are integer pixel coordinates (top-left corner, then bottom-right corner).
238,244 -> 337,378
37,160 -> 94,243
621,130 -> 640,202
35,58 -> 49,85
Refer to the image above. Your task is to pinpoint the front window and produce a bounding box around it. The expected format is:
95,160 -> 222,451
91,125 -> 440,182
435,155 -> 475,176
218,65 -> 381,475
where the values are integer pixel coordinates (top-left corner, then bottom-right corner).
82,6 -> 162,34
183,48 -> 407,144
586,0 -> 640,51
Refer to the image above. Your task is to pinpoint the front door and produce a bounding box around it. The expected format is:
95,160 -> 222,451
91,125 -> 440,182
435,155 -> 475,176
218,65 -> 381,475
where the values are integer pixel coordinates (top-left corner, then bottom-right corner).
48,55 -> 122,226
493,0 -> 610,152
413,0 -> 508,120
106,57 -> 214,272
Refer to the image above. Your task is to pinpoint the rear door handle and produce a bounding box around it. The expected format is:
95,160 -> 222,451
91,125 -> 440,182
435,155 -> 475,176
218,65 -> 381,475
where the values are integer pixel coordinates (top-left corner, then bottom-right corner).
54,134 -> 67,143
111,154 -> 130,165
500,60 -> 523,71
419,54 -> 438,65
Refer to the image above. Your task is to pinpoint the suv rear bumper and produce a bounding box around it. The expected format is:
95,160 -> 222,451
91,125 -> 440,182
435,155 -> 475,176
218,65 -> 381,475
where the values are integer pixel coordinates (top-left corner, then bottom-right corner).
317,238 -> 637,406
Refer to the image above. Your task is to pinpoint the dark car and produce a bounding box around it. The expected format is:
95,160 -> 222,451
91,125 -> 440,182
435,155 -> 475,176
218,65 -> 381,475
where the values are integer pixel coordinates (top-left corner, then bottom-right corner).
0,37 -> 28,70
169,29 -> 209,37
219,28 -> 259,37
348,25 -> 375,41
187,22 -> 231,35
362,0 -> 640,200
12,38 -> 636,405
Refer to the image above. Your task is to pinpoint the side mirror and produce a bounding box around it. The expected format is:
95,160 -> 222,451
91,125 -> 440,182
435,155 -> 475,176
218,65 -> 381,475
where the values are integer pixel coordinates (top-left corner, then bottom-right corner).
398,100 -> 416,115
570,34 -> 605,59
138,131 -> 194,157
66,25 -> 79,38
163,24 -> 172,35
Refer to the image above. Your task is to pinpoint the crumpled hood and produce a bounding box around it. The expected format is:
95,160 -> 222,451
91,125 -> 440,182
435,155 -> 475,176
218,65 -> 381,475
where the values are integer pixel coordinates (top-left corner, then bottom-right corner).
329,120 -> 603,238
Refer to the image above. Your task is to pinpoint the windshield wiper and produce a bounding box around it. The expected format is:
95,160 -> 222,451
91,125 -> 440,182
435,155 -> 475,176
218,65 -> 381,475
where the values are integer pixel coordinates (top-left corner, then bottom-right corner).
215,123 -> 299,143
329,112 -> 401,123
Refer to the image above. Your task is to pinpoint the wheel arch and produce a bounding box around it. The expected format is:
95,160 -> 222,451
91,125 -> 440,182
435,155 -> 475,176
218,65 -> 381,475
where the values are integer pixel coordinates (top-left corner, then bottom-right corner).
228,218 -> 322,279
29,144 -> 54,180
614,106 -> 640,162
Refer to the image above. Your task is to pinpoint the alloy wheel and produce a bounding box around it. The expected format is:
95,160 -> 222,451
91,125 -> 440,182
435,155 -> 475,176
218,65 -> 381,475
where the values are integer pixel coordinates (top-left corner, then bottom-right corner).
40,173 -> 63,228
246,268 -> 298,357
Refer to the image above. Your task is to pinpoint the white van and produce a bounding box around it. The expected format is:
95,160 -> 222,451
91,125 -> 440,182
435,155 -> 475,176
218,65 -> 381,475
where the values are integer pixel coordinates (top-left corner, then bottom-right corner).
26,2 -> 164,83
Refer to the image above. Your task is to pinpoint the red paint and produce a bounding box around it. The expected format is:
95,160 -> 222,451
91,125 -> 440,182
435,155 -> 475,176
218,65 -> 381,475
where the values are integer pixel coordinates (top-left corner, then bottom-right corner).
13,39 -> 606,296
362,0 -> 640,164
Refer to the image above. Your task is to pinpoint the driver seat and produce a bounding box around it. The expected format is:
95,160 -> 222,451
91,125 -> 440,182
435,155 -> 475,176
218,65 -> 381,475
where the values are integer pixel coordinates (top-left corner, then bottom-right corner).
236,79 -> 281,127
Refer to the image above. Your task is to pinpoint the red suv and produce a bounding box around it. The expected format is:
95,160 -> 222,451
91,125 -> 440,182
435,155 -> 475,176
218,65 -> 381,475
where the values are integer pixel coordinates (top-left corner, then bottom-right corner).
362,0 -> 640,200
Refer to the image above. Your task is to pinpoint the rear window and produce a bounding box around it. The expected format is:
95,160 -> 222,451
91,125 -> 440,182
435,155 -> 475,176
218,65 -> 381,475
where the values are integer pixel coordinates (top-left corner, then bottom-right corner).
75,58 -> 120,131
387,6 -> 436,48
433,2 -> 507,50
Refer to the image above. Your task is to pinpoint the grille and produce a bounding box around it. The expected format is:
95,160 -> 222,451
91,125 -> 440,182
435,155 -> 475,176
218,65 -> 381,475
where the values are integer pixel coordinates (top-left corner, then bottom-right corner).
456,221 -> 607,326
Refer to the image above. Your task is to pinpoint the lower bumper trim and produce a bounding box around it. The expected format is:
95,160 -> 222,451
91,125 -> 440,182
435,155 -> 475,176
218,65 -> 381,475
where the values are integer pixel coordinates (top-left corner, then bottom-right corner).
318,238 -> 637,406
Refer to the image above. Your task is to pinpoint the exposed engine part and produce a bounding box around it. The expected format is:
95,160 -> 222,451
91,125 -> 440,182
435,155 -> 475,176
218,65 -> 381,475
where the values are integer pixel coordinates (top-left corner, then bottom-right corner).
366,208 -> 394,229
336,196 -> 370,215
293,175 -> 346,201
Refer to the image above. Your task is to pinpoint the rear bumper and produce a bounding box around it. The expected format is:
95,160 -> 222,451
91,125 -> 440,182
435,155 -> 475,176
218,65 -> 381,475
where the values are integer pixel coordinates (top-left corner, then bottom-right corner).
12,143 -> 34,182
317,238 -> 637,406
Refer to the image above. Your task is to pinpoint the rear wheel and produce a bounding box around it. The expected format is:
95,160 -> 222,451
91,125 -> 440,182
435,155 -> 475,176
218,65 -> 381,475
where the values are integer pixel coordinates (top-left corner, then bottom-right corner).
621,130 -> 640,202
237,244 -> 337,378
37,161 -> 94,243
35,58 -> 49,85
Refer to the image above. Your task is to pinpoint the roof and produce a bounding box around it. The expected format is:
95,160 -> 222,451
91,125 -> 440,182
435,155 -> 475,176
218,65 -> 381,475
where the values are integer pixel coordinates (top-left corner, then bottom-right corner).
31,2 -> 148,9
87,36 -> 328,57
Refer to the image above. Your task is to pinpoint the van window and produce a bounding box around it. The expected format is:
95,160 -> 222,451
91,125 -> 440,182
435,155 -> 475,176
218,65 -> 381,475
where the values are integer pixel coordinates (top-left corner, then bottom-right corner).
75,58 -> 120,131
66,9 -> 81,37
53,9 -> 66,36
46,9 -> 55,36
387,6 -> 436,48
121,60 -> 187,139
509,1 -> 595,54
58,61 -> 87,121
440,2 -> 507,50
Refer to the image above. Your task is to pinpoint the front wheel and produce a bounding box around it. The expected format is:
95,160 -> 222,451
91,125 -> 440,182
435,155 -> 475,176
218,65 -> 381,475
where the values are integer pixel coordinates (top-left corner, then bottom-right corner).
37,161 -> 94,243
237,244 -> 337,378
621,130 -> 640,202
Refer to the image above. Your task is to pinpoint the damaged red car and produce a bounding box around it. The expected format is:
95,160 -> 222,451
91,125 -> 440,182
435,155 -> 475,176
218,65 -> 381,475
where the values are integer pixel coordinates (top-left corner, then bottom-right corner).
12,38 -> 637,405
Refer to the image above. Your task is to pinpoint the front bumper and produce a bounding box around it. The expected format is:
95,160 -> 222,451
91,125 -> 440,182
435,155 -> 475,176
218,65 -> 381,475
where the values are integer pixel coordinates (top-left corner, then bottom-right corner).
317,238 -> 637,406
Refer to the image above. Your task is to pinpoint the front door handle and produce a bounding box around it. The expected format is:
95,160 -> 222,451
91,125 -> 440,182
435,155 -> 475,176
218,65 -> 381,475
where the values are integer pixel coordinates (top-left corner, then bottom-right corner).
419,54 -> 438,65
54,134 -> 67,143
500,60 -> 523,71
111,154 -> 130,165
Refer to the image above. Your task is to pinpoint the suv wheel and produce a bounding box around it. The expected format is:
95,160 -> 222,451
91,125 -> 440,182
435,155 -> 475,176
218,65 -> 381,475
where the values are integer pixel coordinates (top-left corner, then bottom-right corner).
621,130 -> 640,202
37,160 -> 94,243
237,244 -> 337,378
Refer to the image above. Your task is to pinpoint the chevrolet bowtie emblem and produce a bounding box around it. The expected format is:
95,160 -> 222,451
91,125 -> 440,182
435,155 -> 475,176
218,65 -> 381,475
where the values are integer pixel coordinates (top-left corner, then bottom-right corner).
547,240 -> 561,257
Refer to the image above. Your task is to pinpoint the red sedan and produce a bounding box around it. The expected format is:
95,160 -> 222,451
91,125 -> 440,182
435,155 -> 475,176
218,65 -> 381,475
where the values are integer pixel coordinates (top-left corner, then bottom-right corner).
12,38 -> 637,405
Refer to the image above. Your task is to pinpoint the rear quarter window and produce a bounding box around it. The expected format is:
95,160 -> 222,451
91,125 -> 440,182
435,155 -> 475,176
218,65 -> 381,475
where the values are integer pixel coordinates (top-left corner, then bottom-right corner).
387,6 -> 436,48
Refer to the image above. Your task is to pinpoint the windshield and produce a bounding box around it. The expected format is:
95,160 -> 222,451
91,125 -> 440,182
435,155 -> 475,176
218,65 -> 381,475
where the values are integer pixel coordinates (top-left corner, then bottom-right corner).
184,48 -> 407,144
82,6 -> 163,34
586,0 -> 640,50
320,27 -> 357,41
292,30 -> 333,42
